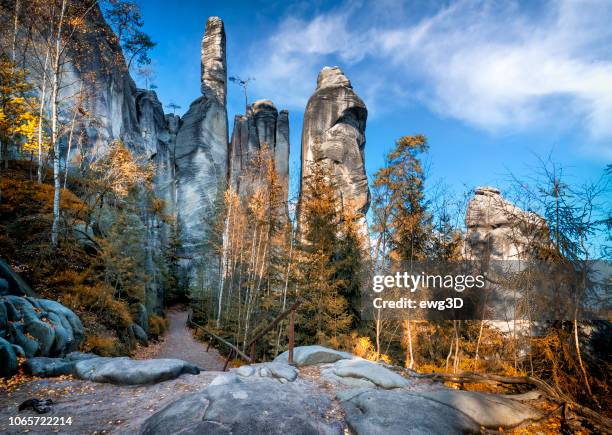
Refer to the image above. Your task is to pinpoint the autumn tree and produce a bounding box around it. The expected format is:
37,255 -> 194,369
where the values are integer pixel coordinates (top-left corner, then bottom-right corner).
295,160 -> 351,347
0,54 -> 37,169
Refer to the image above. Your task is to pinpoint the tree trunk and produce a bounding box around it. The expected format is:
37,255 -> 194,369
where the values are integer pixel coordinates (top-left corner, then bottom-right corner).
37,43 -> 50,183
50,0 -> 66,248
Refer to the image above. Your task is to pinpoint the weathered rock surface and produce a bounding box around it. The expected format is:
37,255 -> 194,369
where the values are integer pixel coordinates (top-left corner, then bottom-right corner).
417,390 -> 542,428
0,337 -> 18,378
0,295 -> 83,358
274,345 -> 354,366
341,389 -> 481,435
174,17 -> 228,288
210,362 -> 299,387
233,362 -> 298,383
465,186 -> 545,261
300,66 -> 370,237
140,379 -> 342,435
230,100 -> 289,206
128,323 -> 149,346
24,357 -> 75,377
0,259 -> 35,297
74,357 -> 200,385
323,359 -> 411,389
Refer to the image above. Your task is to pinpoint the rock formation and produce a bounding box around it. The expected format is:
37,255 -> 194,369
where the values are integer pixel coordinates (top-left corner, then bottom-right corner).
138,345 -> 542,434
0,295 -> 84,364
229,100 -> 290,213
465,186 -> 545,261
173,17 -> 229,288
300,66 -> 370,237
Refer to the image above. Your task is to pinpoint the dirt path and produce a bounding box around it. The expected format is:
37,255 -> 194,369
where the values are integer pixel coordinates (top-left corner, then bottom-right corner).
0,309 -> 227,434
143,308 -> 225,370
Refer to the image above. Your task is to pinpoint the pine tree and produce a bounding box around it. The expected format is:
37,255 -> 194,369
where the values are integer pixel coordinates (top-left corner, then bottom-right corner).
334,208 -> 366,327
373,135 -> 431,264
296,160 -> 351,346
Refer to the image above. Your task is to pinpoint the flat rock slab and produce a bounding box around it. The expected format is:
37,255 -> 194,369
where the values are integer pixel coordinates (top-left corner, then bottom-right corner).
140,378 -> 342,435
341,389 -> 481,435
235,362 -> 298,382
274,345 -> 354,366
74,357 -> 200,385
416,390 -> 542,428
328,359 -> 411,389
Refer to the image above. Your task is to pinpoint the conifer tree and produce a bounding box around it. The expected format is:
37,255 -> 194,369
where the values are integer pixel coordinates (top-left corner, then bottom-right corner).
296,160 -> 351,346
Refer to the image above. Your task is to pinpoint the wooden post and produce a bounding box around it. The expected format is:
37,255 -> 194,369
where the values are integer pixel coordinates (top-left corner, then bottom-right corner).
223,348 -> 234,371
288,308 -> 295,365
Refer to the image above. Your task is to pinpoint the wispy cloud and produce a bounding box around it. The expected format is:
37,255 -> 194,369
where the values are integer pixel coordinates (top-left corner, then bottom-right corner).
244,0 -> 612,148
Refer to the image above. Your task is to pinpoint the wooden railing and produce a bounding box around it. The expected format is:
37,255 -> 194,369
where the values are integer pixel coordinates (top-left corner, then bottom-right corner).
188,298 -> 301,370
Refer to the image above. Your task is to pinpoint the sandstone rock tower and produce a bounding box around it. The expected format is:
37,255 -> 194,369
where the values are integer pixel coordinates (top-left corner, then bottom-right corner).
229,100 -> 289,207
300,66 -> 370,237
174,17 -> 229,284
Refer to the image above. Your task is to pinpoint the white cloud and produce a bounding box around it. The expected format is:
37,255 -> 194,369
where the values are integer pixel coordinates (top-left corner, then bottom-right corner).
244,0 -> 612,150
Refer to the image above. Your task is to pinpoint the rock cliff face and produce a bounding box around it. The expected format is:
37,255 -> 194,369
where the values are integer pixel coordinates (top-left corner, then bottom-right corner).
229,100 -> 289,209
465,187 -> 545,261
300,66 -> 370,237
59,2 -> 147,159
173,17 -> 229,287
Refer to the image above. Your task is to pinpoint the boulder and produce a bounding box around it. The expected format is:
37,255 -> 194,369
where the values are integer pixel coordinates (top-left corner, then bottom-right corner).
74,357 -> 200,385
0,259 -> 35,296
46,312 -> 69,355
24,357 -> 75,377
0,336 -> 18,378
0,278 -> 9,296
416,390 -> 542,428
36,298 -> 84,350
140,379 -> 342,435
12,344 -> 25,357
133,303 -> 149,333
341,389 -> 481,435
327,359 -> 411,389
129,323 -> 149,346
274,345 -> 354,367
64,351 -> 99,362
1,296 -> 82,359
0,300 -> 7,334
23,313 -> 55,356
9,323 -> 39,357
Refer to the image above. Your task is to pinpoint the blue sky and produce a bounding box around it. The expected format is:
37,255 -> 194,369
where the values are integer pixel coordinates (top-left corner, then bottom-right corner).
135,0 -> 611,214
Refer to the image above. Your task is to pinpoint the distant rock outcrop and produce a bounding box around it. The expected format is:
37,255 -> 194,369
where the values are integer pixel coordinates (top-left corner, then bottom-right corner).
173,17 -> 229,287
229,100 -> 290,214
300,66 -> 370,237
465,186 -> 545,261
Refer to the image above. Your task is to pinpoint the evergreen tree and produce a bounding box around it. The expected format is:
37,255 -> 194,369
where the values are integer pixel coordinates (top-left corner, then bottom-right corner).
334,208 -> 366,327
373,135 -> 431,264
296,160 -> 351,346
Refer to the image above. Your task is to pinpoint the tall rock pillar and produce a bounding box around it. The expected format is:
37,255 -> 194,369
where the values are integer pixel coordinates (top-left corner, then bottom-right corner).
229,100 -> 290,218
300,66 -> 370,238
174,17 -> 229,289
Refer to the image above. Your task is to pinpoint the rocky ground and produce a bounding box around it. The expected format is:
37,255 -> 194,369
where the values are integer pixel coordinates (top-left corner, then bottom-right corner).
0,314 -> 560,434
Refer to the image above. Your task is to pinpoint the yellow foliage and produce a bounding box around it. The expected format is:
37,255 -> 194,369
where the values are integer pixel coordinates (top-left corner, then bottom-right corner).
350,335 -> 392,364
82,334 -> 121,357
0,55 -> 39,151
148,314 -> 169,337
